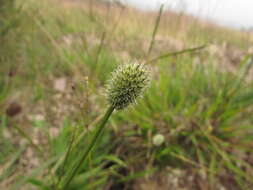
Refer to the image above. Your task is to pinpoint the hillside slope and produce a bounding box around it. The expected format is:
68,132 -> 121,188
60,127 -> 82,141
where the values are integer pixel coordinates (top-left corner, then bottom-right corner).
1,0 -> 253,190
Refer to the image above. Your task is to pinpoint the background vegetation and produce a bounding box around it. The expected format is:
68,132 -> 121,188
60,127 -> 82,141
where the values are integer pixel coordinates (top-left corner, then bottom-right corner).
1,0 -> 253,189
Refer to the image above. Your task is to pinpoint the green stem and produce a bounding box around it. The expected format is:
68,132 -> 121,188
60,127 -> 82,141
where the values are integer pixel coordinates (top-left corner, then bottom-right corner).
56,128 -> 77,187
61,105 -> 115,190
147,44 -> 207,63
146,4 -> 164,60
13,124 -> 44,158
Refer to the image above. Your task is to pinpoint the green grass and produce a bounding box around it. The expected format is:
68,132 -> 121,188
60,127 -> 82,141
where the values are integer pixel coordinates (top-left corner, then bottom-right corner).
1,0 -> 253,189
114,55 -> 253,187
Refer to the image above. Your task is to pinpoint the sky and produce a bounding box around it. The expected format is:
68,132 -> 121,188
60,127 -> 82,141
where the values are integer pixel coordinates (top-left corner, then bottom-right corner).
120,0 -> 253,29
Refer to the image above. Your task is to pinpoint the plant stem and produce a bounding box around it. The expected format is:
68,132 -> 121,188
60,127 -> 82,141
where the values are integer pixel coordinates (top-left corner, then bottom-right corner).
146,4 -> 164,60
147,44 -> 207,63
56,127 -> 77,187
61,105 -> 115,190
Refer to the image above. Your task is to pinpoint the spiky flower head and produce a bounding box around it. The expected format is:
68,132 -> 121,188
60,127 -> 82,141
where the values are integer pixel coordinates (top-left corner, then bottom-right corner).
106,62 -> 150,110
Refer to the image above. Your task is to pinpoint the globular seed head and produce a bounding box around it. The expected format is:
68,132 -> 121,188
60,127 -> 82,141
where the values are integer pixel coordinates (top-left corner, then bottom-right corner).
106,62 -> 150,110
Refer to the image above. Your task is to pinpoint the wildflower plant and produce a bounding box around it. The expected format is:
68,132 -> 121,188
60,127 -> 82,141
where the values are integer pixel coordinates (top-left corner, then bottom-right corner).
62,62 -> 150,189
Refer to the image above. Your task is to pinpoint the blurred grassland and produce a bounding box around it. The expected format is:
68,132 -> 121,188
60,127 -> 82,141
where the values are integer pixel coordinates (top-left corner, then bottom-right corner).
1,0 -> 253,189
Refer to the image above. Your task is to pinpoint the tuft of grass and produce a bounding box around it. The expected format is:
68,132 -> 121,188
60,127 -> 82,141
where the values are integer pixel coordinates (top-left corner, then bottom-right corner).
114,55 -> 253,188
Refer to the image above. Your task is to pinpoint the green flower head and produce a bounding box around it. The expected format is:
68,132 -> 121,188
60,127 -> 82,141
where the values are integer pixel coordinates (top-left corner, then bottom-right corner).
106,62 -> 150,110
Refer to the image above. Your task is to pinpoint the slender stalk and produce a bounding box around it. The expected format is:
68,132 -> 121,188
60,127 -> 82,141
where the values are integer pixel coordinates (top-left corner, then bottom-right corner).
94,31 -> 106,74
146,4 -> 164,60
56,127 -> 77,187
147,44 -> 207,64
13,124 -> 44,158
61,105 -> 115,190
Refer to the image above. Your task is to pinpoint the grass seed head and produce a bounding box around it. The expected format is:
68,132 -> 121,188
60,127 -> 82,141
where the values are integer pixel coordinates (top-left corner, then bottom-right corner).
106,62 -> 150,110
